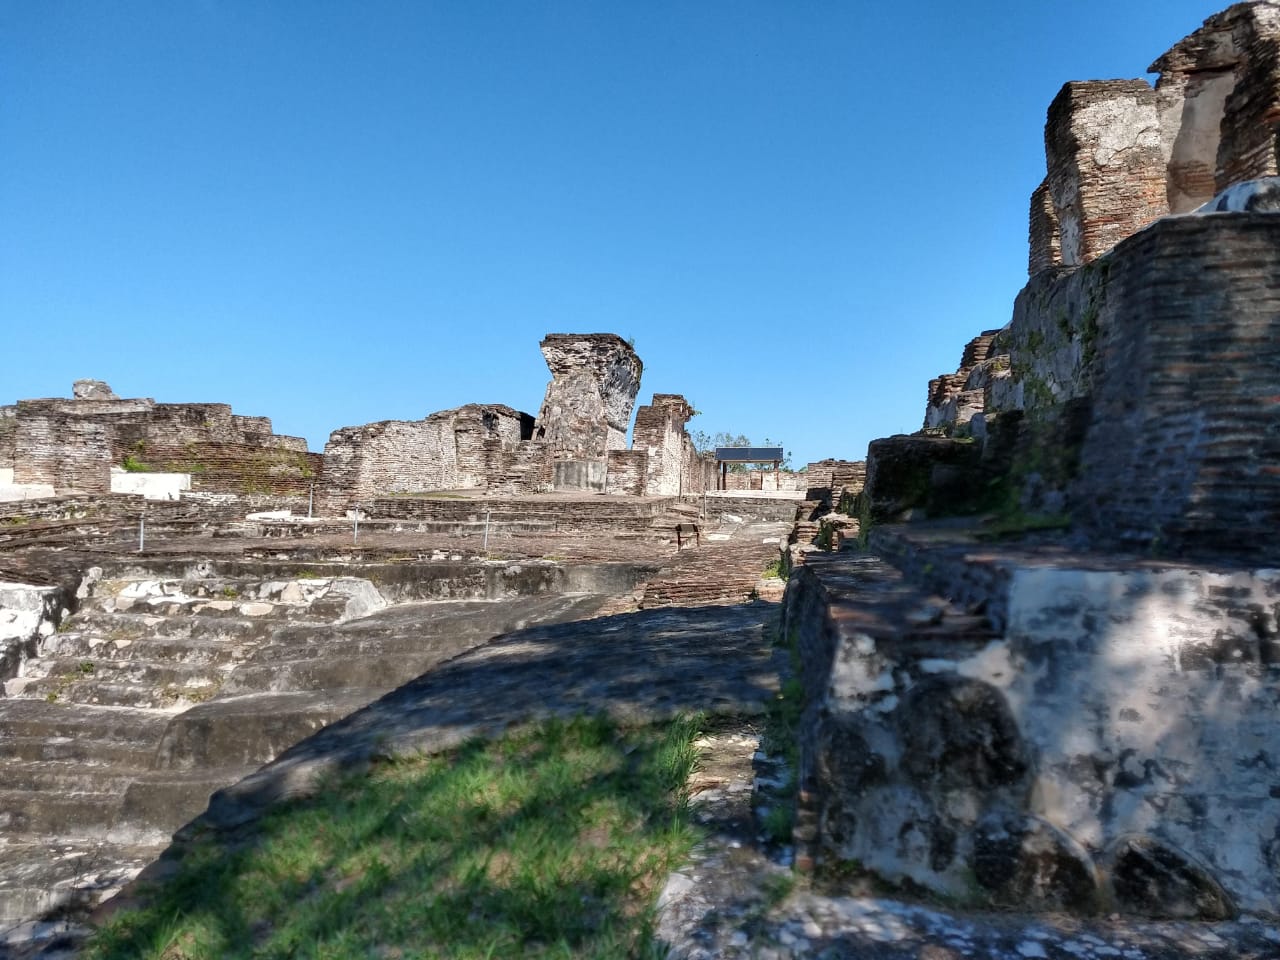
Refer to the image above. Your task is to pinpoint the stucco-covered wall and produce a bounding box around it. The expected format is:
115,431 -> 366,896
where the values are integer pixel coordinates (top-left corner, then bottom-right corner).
788,553 -> 1280,918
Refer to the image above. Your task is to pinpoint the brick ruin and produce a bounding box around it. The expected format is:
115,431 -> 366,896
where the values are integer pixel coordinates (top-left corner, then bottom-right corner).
801,4 -> 1280,918
313,333 -> 716,510
0,381 -> 319,500
1,335 -> 729,512
1030,1 -> 1280,273
886,0 -> 1280,560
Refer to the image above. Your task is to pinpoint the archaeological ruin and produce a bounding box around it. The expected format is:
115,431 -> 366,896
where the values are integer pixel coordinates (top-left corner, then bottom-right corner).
5,3 -> 1280,956
792,0 -> 1280,925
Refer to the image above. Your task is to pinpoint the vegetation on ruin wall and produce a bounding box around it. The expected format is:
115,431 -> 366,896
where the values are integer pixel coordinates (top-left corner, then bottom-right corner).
86,714 -> 704,960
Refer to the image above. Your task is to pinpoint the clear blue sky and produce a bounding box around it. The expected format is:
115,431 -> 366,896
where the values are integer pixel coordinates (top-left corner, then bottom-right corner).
1,1 -> 1225,467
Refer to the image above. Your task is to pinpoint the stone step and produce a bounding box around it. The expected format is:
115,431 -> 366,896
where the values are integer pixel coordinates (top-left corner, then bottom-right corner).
0,701 -> 170,747
90,575 -> 338,605
14,676 -> 219,710
0,790 -> 123,839
0,735 -> 159,768
0,840 -> 161,927
0,760 -> 140,796
223,652 -> 475,694
38,630 -> 256,668
88,594 -> 315,621
59,610 -> 282,643
152,689 -> 380,771
117,767 -> 260,838
15,656 -> 231,690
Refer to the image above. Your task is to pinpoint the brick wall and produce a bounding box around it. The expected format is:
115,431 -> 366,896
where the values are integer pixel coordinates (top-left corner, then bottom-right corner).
318,404 -> 532,511
605,449 -> 648,495
0,407 -> 15,472
1044,80 -> 1168,269
1071,214 -> 1280,558
1029,3 -> 1280,273
5,392 -> 313,498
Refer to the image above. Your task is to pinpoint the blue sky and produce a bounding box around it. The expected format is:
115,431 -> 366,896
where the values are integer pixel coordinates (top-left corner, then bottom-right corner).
1,1 -> 1225,467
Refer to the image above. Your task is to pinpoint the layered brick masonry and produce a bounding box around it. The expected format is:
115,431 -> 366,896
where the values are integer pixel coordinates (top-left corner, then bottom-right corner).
906,0 -> 1280,559
0,387 -> 318,498
2,334 -> 728,512
317,334 -> 715,510
1030,1 -> 1280,274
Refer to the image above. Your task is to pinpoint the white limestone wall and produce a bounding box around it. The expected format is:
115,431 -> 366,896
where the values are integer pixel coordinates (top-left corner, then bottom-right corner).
999,565 -> 1280,914
110,469 -> 191,501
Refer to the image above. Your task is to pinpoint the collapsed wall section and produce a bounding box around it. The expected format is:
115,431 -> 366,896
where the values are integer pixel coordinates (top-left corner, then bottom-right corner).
1153,1 -> 1280,210
319,404 -> 533,511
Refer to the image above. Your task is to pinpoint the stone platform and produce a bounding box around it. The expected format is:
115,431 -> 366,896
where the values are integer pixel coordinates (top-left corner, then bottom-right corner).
786,521 -> 1280,920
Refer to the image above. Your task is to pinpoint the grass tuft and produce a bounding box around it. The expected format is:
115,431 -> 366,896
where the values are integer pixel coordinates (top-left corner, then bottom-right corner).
85,713 -> 704,960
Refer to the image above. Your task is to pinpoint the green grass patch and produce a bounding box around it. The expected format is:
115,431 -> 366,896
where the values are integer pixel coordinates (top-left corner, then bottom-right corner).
85,713 -> 704,960
121,455 -> 151,473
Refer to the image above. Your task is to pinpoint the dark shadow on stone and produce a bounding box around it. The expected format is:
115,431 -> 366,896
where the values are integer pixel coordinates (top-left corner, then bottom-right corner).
1109,834 -> 1236,920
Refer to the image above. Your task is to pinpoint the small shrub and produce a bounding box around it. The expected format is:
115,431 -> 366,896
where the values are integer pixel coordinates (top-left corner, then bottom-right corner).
121,455 -> 150,473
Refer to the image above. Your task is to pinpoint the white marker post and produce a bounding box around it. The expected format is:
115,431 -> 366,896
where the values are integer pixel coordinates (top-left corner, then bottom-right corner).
353,505 -> 360,544
483,510 -> 491,553
138,508 -> 145,553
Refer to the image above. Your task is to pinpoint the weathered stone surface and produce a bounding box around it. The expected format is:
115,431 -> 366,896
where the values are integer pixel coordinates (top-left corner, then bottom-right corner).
318,403 -> 534,510
72,379 -> 118,401
533,333 -> 642,460
630,394 -> 714,496
789,532 -> 1280,917
0,581 -> 65,684
970,812 -> 1101,913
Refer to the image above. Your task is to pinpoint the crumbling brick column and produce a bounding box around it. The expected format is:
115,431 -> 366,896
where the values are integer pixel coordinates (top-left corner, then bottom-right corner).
1044,80 -> 1168,268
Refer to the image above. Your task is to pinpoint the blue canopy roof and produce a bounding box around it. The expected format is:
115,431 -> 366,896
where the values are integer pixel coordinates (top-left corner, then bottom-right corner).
714,446 -> 784,462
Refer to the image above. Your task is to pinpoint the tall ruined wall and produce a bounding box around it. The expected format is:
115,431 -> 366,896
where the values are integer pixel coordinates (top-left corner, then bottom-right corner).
0,407 -> 16,473
1030,2 -> 1280,274
11,397 -> 153,492
319,404 -> 532,510
630,394 -> 710,496
533,334 -> 642,460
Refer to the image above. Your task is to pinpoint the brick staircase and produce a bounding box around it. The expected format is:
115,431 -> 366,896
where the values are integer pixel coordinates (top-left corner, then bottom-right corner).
637,522 -> 789,608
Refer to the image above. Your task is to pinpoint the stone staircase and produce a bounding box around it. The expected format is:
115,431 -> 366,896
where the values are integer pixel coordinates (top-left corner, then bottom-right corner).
0,566 -> 604,931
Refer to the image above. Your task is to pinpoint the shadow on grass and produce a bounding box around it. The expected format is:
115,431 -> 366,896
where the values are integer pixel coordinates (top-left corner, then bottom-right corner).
86,714 -> 701,960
